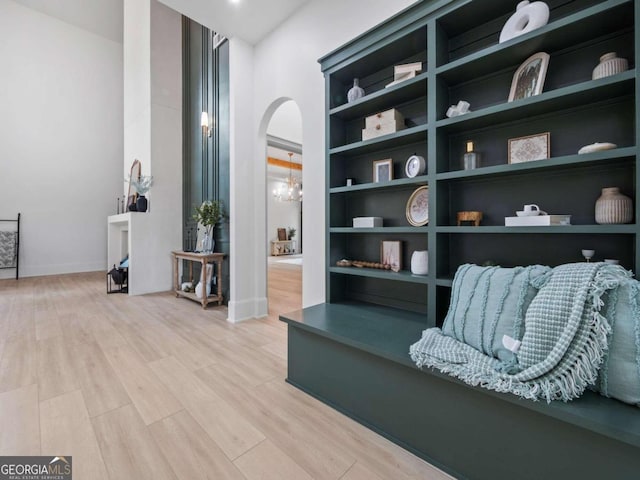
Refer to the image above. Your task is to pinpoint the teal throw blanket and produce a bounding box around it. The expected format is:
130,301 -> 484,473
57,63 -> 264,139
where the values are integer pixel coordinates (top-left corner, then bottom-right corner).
410,263 -> 632,402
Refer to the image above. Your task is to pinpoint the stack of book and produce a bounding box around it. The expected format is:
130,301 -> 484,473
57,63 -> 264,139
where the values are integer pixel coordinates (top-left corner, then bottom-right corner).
505,215 -> 571,226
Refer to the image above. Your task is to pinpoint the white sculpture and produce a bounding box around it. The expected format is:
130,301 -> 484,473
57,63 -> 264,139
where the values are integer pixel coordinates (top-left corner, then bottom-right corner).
499,1 -> 550,44
446,100 -> 471,118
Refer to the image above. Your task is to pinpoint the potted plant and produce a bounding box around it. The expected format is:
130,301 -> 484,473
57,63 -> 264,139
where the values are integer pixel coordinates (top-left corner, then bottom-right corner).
193,200 -> 224,253
288,227 -> 296,241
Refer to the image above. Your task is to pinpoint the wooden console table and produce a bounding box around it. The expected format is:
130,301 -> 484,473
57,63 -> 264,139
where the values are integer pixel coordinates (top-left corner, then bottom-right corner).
171,251 -> 225,309
271,240 -> 296,256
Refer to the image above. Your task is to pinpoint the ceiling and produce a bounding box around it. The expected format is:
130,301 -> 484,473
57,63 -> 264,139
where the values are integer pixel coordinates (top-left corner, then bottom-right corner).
160,0 -> 312,45
11,0 -> 124,43
11,0 -> 311,45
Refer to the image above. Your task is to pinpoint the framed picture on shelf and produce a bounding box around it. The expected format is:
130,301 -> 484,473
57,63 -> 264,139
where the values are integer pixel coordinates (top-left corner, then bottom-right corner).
373,158 -> 393,183
508,132 -> 550,164
277,228 -> 287,241
381,240 -> 402,272
508,52 -> 550,102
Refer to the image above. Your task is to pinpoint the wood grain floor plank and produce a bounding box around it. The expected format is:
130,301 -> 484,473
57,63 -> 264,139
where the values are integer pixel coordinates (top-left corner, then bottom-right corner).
196,364 -> 355,480
234,440 -> 314,480
37,336 -> 80,401
149,356 -> 265,460
0,265 -> 450,480
102,344 -> 182,425
73,342 -> 131,418
340,462 -> 385,480
0,333 -> 37,393
148,410 -> 245,480
92,404 -> 177,480
0,384 -> 40,456
40,390 -> 109,480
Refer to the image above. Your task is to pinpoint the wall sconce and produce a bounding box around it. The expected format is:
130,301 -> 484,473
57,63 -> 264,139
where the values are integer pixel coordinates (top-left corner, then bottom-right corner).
200,111 -> 212,137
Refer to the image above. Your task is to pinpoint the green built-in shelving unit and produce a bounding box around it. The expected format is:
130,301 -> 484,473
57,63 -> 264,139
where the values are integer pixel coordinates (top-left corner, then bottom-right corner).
322,0 -> 638,326
281,1 -> 640,477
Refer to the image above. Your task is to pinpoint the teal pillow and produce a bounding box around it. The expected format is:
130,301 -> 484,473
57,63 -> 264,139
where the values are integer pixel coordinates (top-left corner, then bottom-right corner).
442,264 -> 551,363
596,278 -> 640,407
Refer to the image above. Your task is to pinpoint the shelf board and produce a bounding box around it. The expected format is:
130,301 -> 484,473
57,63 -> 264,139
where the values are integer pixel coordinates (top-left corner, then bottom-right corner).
436,0 -> 633,84
329,124 -> 428,156
435,70 -> 635,134
435,278 -> 453,288
330,227 -> 428,234
435,225 -> 637,234
330,266 -> 430,284
436,147 -> 637,181
330,175 -> 428,194
329,72 -> 428,121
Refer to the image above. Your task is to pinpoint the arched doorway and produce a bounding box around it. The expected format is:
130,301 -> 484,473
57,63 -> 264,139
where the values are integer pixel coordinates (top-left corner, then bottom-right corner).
260,99 -> 303,319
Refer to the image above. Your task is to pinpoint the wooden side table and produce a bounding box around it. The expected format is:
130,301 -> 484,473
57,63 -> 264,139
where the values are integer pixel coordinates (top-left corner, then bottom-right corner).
271,240 -> 296,256
171,251 -> 225,309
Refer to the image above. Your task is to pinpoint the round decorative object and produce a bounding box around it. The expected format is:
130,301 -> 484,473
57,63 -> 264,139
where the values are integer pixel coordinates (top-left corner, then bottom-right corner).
499,1 -> 550,44
406,186 -> 429,226
578,142 -> 617,154
347,78 -> 365,103
595,187 -> 633,224
411,251 -> 429,275
592,52 -> 628,80
405,155 -> 426,178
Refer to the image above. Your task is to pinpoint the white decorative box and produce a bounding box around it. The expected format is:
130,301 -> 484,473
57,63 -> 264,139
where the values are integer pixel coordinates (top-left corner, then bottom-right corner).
505,215 -> 571,226
353,217 -> 383,228
362,108 -> 405,141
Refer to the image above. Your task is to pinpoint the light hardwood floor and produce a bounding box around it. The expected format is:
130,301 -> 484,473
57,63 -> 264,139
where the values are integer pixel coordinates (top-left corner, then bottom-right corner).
0,264 -> 452,480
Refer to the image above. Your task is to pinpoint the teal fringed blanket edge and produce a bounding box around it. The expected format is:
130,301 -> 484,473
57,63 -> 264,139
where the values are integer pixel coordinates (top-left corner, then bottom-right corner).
410,263 -> 633,403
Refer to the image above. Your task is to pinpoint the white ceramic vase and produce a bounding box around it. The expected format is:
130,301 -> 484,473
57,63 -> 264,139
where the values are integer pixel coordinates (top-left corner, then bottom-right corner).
592,52 -> 628,80
595,187 -> 633,224
499,1 -> 550,44
411,251 -> 429,275
347,78 -> 365,103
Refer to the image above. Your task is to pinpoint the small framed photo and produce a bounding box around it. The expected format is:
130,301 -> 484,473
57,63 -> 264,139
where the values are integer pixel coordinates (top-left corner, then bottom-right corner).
508,132 -> 550,164
277,228 -> 287,241
381,240 -> 402,272
373,158 -> 393,183
508,52 -> 550,102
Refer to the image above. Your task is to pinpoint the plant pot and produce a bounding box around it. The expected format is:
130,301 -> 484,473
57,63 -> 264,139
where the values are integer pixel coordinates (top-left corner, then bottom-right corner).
136,195 -> 148,212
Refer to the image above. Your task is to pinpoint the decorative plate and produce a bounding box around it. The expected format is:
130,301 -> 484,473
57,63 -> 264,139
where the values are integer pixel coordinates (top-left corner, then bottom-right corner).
406,186 -> 429,226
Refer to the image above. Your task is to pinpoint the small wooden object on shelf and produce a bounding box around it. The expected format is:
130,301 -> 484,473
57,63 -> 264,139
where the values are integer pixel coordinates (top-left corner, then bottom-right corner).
171,250 -> 225,309
457,211 -> 483,226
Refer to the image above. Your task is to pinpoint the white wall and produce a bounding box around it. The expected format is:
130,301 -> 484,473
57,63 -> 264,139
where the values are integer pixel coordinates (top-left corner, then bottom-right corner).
267,100 -> 303,145
252,0 -> 417,308
121,0 -> 182,295
0,0 -> 123,278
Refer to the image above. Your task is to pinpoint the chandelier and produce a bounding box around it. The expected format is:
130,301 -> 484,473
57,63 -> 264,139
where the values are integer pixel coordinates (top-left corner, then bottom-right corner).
273,152 -> 303,202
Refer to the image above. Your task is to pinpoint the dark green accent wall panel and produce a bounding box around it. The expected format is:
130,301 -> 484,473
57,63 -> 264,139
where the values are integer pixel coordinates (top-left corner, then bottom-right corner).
182,19 -> 230,302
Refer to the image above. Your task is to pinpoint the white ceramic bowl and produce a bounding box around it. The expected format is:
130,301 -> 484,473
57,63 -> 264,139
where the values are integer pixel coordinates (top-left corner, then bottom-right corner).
516,210 -> 540,217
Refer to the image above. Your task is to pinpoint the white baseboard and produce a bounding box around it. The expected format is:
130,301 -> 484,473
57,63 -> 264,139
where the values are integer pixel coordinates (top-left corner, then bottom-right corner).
0,262 -> 106,279
228,297 -> 268,323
